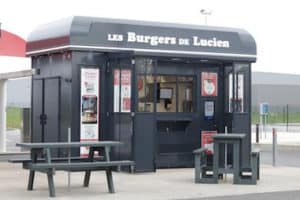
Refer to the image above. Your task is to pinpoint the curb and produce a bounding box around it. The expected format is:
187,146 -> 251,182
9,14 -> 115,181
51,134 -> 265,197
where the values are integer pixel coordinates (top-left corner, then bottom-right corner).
252,143 -> 300,151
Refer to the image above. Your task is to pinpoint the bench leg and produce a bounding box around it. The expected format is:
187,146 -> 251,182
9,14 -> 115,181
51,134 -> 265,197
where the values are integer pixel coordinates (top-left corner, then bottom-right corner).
106,169 -> 115,193
47,172 -> 56,197
83,171 -> 91,187
27,170 -> 35,190
194,154 -> 201,183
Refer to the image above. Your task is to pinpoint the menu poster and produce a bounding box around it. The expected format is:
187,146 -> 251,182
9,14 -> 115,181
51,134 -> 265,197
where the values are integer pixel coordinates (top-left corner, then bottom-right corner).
80,68 -> 99,157
201,72 -> 218,97
201,131 -> 217,155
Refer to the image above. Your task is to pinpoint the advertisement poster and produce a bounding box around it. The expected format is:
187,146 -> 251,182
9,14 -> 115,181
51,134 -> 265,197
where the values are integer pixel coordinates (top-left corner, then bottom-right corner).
204,101 -> 214,120
114,69 -> 131,113
121,70 -> 131,112
201,72 -> 218,96
237,74 -> 244,112
201,131 -> 217,155
80,68 -> 99,157
114,69 -> 120,112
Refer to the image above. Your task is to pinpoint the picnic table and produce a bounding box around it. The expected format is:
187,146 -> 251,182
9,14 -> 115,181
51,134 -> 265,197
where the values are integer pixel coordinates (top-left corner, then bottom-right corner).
212,133 -> 246,184
14,141 -> 134,197
194,133 -> 259,185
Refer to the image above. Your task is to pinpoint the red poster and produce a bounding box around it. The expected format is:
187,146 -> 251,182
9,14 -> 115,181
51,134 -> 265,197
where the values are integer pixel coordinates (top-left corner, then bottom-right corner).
201,131 -> 217,155
201,72 -> 218,96
114,70 -> 120,85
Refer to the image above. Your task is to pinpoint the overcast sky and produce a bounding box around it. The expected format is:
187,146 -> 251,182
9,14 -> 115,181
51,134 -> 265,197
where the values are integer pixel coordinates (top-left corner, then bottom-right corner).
0,0 -> 299,74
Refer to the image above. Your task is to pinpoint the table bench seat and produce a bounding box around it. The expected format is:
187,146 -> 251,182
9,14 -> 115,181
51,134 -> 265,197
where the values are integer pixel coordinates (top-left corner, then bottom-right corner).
29,160 -> 134,171
9,156 -> 104,164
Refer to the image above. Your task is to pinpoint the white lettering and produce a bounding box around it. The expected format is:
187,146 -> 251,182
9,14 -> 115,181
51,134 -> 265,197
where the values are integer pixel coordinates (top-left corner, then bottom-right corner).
127,32 -> 136,42
107,34 -> 123,41
107,32 -> 230,48
193,36 -> 230,48
126,32 -> 177,46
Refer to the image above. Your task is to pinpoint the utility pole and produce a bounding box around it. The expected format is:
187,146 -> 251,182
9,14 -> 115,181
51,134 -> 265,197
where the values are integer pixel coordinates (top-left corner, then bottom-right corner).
200,9 -> 212,25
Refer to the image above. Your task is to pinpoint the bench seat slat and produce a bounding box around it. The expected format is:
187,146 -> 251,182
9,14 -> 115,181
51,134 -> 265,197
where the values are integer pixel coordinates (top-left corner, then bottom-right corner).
9,156 -> 104,163
29,160 -> 134,171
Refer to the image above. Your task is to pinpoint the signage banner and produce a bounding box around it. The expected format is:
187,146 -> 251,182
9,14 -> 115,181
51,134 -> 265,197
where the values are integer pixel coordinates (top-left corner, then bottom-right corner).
80,68 -> 99,156
201,131 -> 217,155
92,22 -> 244,55
201,72 -> 218,96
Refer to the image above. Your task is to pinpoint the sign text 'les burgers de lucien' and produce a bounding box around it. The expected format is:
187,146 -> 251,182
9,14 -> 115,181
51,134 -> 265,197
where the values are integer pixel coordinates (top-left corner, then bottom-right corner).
107,32 -> 230,49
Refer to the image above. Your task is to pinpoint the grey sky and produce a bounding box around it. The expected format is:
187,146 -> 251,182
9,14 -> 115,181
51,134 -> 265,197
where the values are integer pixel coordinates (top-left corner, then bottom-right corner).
0,0 -> 299,74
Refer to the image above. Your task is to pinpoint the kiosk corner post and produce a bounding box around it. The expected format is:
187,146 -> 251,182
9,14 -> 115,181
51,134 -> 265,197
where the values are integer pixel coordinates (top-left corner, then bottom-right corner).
272,128 -> 277,167
68,127 -> 71,191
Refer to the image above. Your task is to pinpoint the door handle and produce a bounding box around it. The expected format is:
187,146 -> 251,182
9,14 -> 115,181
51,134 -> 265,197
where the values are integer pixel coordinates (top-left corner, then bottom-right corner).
39,114 -> 47,125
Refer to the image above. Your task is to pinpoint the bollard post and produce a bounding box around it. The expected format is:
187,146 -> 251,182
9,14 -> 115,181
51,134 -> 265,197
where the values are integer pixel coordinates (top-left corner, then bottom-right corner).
286,104 -> 289,132
256,124 -> 259,143
272,128 -> 277,167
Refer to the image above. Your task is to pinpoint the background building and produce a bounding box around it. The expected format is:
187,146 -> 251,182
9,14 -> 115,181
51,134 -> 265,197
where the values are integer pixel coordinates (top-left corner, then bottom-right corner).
252,72 -> 300,124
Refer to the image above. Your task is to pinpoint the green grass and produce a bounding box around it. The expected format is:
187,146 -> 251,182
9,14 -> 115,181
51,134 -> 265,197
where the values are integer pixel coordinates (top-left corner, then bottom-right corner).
6,107 -> 22,129
252,112 -> 300,124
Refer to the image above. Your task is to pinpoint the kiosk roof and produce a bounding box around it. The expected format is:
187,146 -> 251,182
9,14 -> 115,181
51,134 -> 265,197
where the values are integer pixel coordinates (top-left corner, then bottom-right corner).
26,16 -> 256,61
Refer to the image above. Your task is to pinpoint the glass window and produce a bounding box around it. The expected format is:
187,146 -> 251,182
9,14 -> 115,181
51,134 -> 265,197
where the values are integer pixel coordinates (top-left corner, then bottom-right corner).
226,64 -> 249,113
136,58 -> 155,112
178,77 -> 194,112
156,76 -> 177,112
234,63 -> 249,113
138,75 -> 155,112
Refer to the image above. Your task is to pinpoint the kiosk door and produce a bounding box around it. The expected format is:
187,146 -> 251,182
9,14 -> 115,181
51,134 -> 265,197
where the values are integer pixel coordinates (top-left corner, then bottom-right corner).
32,77 -> 61,156
106,57 -> 133,162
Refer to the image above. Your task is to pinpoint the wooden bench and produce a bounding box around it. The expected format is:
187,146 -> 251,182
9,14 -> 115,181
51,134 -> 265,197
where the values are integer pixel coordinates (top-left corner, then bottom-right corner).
14,141 -> 135,197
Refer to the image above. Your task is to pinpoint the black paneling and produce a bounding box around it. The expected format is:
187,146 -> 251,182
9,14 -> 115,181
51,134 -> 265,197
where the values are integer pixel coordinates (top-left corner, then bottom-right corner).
44,78 -> 60,156
32,79 -> 43,142
134,113 -> 155,172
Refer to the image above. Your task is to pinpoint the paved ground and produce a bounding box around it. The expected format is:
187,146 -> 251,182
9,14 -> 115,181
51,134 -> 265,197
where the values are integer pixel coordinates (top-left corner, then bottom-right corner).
1,162 -> 300,200
192,190 -> 300,200
2,127 -> 300,199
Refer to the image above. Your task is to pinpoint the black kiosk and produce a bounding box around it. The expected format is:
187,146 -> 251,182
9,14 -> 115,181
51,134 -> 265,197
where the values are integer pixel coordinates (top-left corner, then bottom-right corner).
27,16 -> 256,172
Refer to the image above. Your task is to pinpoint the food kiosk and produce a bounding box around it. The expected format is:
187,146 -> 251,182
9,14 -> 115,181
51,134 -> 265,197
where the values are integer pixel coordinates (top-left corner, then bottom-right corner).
27,16 -> 256,172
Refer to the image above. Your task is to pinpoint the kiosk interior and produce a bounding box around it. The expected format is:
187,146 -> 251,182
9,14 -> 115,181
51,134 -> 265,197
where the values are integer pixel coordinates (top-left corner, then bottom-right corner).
27,16 -> 256,172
